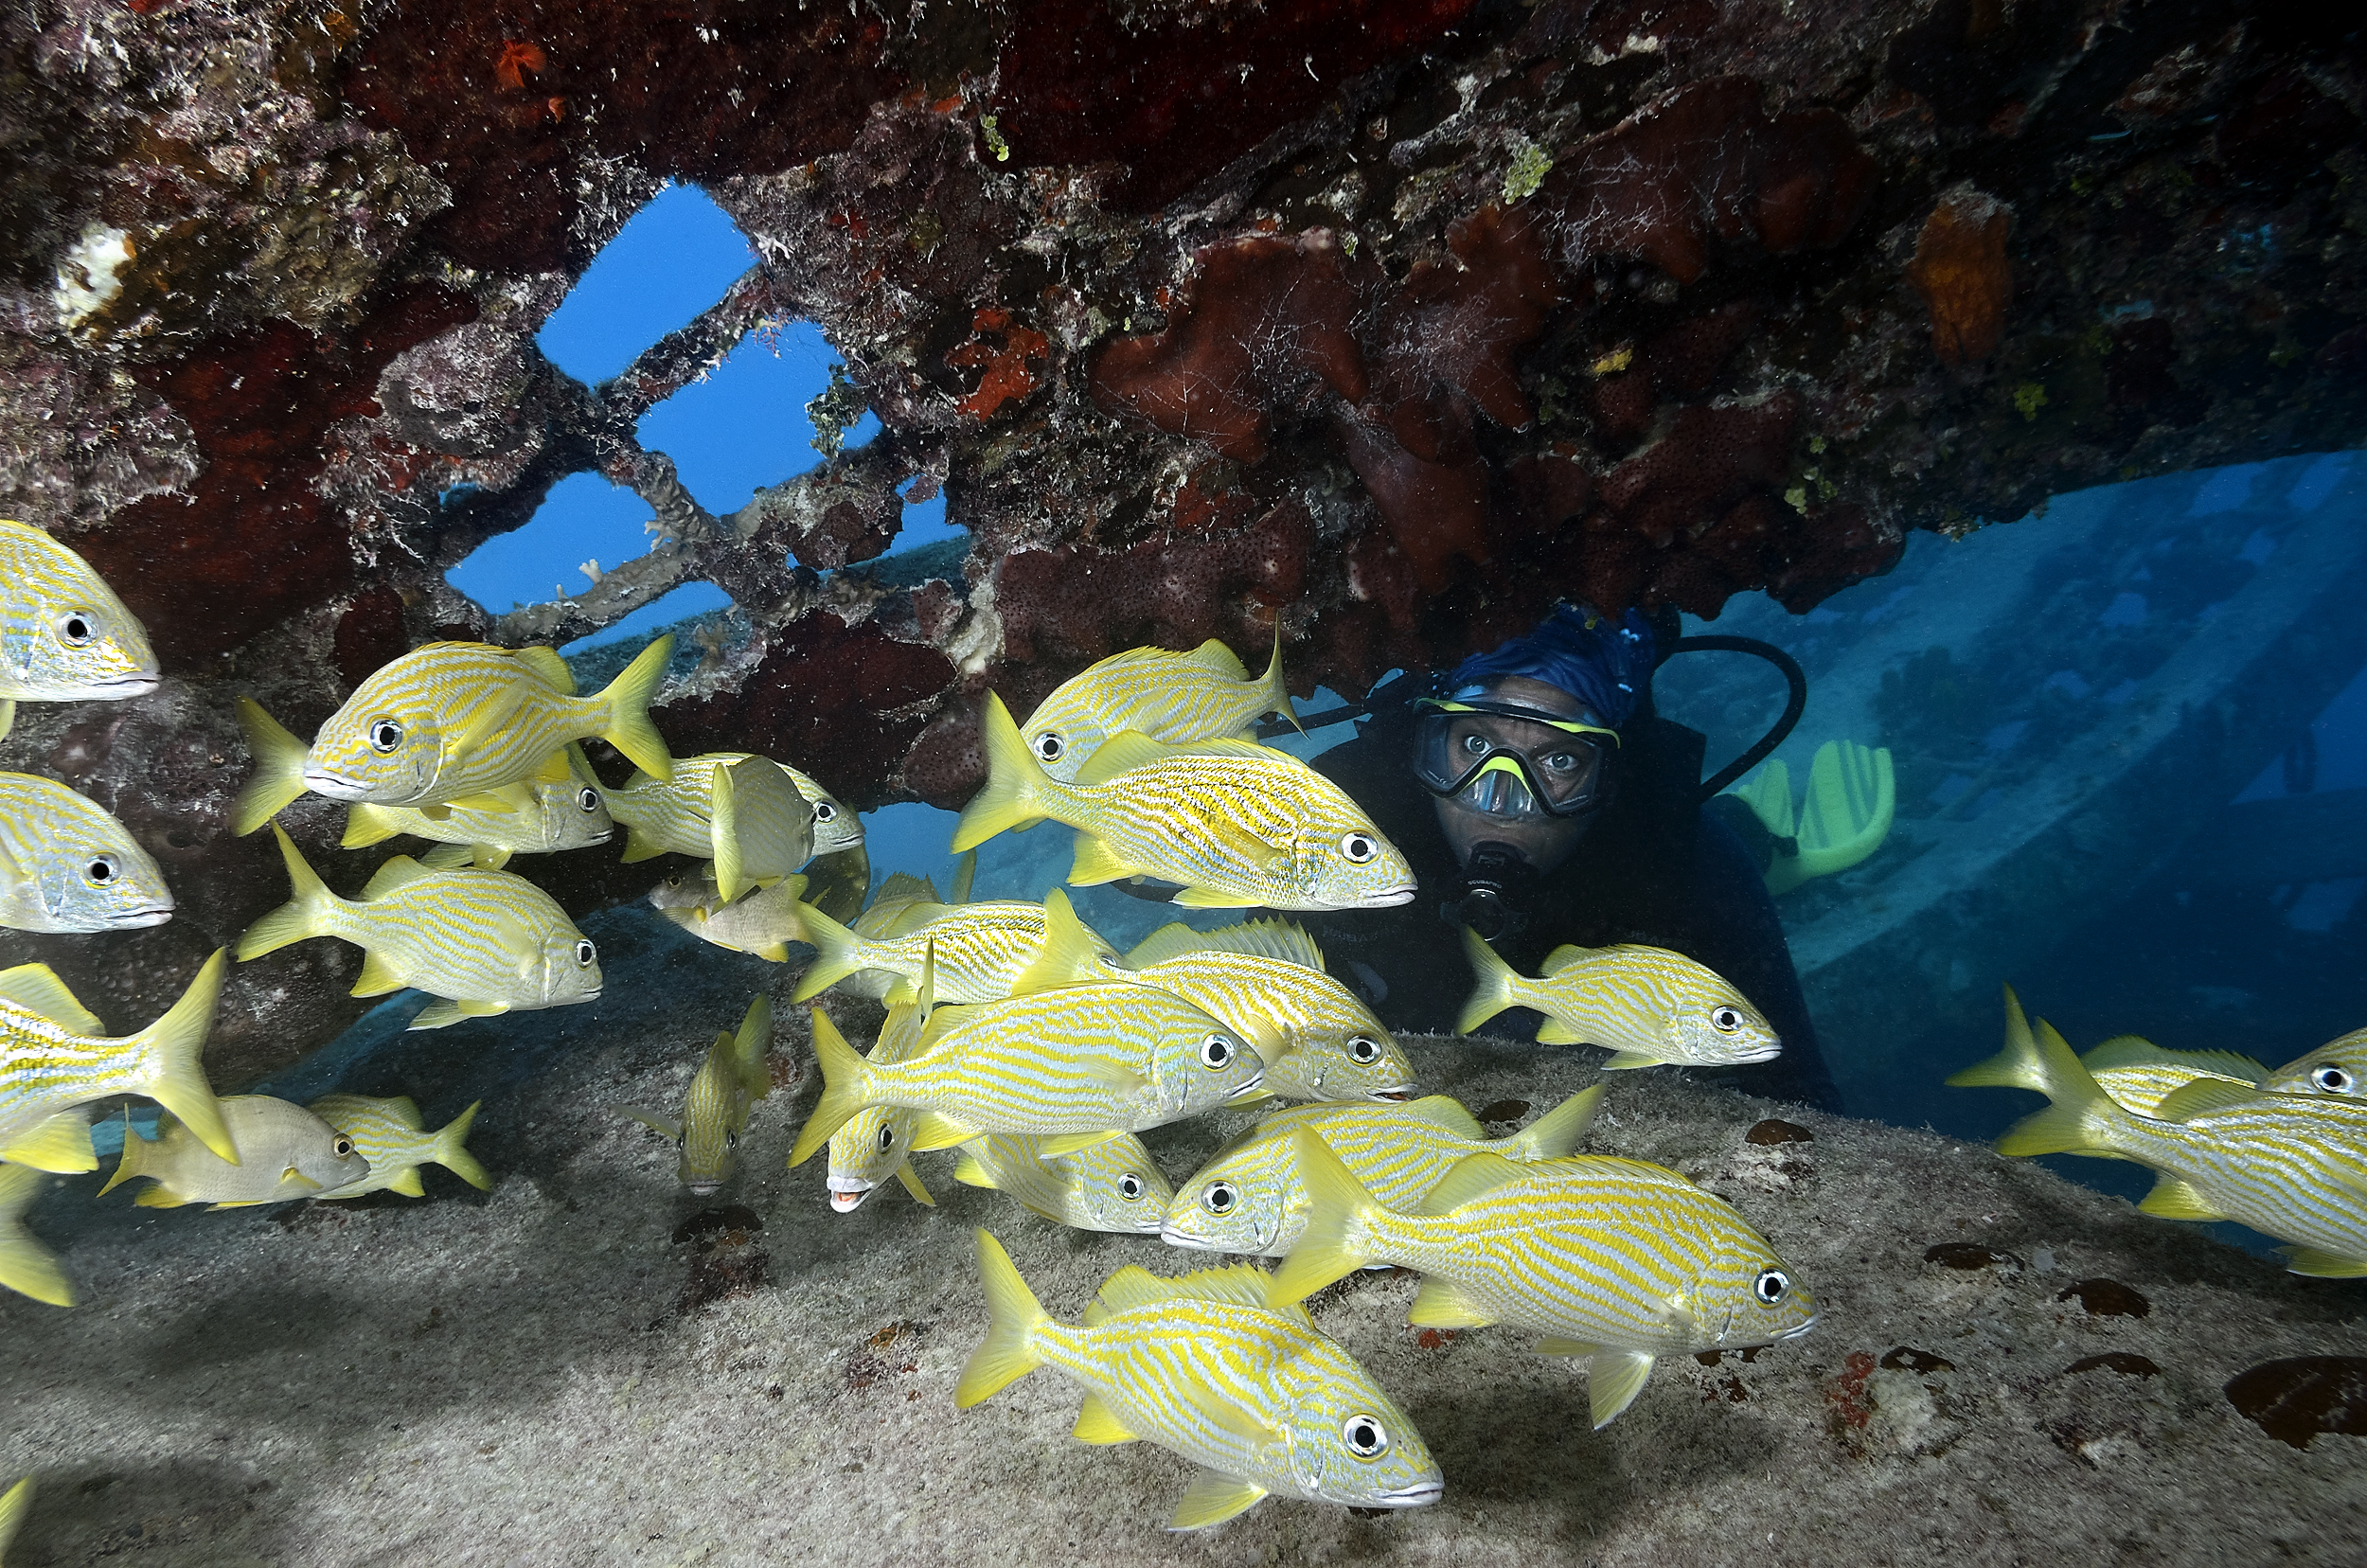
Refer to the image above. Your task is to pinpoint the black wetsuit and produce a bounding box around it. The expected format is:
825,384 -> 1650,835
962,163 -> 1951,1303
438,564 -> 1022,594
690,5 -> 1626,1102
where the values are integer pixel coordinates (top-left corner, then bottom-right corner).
1300,704 -> 1842,1112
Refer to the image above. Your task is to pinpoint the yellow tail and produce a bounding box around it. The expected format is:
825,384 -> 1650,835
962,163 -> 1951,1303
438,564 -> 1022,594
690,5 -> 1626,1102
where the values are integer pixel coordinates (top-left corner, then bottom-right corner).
1504,1086 -> 1603,1161
231,698 -> 310,836
237,826 -> 342,964
787,1007 -> 881,1167
1945,984 -> 2054,1093
0,1164 -> 74,1308
596,634 -> 676,783
950,692 -> 1056,853
1258,623 -> 1301,734
128,950 -> 234,1166
734,994 -> 774,1100
789,899 -> 872,1003
1269,1130 -> 1385,1306
1454,926 -> 1519,1035
954,1229 -> 1050,1407
1954,988 -> 2122,1159
436,1101 -> 491,1191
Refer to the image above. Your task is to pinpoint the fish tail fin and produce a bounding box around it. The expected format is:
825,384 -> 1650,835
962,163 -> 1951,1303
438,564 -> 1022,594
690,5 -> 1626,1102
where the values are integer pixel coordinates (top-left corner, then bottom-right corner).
231,698 -> 310,836
595,634 -> 676,783
1944,984 -> 2055,1093
787,1007 -> 879,1167
1505,1085 -> 1604,1161
436,1100 -> 491,1190
1259,622 -> 1301,733
950,692 -> 1053,853
126,950 -> 234,1166
0,1164 -> 74,1307
735,994 -> 774,1100
237,825 -> 340,962
789,899 -> 869,1003
1981,992 -> 2123,1158
1270,1129 -> 1383,1306
1454,925 -> 1518,1035
954,1229 -> 1050,1407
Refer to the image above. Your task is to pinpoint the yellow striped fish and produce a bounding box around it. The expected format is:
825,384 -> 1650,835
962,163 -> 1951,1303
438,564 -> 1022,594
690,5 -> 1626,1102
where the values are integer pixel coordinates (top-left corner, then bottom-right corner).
606,752 -> 815,900
1031,909 -> 1411,1102
789,984 -> 1263,1162
650,870 -> 810,962
310,1095 -> 490,1200
0,517 -> 158,740
2076,1035 -> 2268,1117
784,765 -> 864,856
955,1132 -> 1173,1234
620,995 -> 773,1195
958,1232 -> 1443,1529
828,946 -> 937,1213
0,1473 -> 29,1555
98,1096 -> 368,1208
231,635 -> 675,833
1019,633 -> 1298,783
952,693 -> 1415,912
2263,1027 -> 2367,1099
792,889 -> 1114,1005
1164,1090 -> 1600,1257
1272,1132 -> 1818,1429
0,771 -> 173,933
1457,926 -> 1778,1068
341,743 -> 614,870
1949,988 -> 2367,1275
827,864 -> 975,1000
238,826 -> 601,1030
1,950 -> 231,1171
2,1162 -> 73,1307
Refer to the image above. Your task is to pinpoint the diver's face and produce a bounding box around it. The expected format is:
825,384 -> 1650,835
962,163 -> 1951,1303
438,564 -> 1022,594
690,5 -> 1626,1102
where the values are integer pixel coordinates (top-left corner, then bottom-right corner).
1427,676 -> 1600,875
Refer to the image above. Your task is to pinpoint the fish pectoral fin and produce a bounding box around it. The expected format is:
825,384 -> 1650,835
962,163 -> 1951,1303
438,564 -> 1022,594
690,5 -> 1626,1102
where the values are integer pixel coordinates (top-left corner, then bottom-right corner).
417,803 -> 452,823
1585,1349 -> 1656,1429
907,1113 -> 981,1152
617,1107 -> 683,1140
1535,1337 -> 1605,1358
1407,1274 -> 1495,1328
1534,1018 -> 1583,1045
0,1113 -> 98,1174
1079,1060 -> 1148,1096
351,951 -> 407,998
0,963 -> 104,1033
1176,1375 -> 1282,1445
1168,1470 -> 1269,1533
1071,1395 -> 1139,1445
892,1161 -> 935,1207
1600,1049 -> 1661,1070
441,791 -> 524,815
0,698 -> 12,740
2151,1077 -> 2265,1121
2137,1175 -> 2225,1221
2278,1245 -> 2367,1278
1066,834 -> 1137,887
280,1167 -> 322,1191
1219,1087 -> 1274,1110
447,686 -> 530,759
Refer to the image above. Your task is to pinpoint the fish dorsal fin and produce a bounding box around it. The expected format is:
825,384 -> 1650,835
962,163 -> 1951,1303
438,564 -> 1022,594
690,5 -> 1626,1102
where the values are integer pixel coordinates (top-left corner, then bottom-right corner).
1182,638 -> 1249,680
1123,922 -> 1203,969
1414,1151 -> 1534,1216
2082,1035 -> 2268,1083
1010,889 -> 1115,995
0,963 -> 104,1034
882,900 -> 952,936
873,873 -> 940,908
509,645 -> 577,695
1401,1095 -> 1486,1140
2154,1077 -> 2269,1122
1541,943 -> 1596,975
1132,918 -> 1326,972
361,856 -> 436,900
383,1096 -> 423,1131
1093,1261 -> 1298,1321
915,999 -> 974,1056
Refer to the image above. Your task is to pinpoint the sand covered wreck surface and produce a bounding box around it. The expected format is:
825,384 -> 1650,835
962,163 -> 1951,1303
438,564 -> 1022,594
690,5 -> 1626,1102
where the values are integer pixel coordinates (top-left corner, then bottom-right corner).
4,911 -> 2365,1565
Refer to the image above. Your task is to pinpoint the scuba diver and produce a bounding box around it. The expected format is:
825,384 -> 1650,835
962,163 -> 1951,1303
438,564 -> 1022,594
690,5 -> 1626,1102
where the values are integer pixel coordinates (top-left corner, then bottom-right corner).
1296,602 -> 1842,1112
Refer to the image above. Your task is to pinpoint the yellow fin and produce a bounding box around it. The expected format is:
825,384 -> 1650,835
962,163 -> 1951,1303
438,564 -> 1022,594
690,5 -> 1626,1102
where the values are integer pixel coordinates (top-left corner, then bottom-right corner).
446,686 -> 529,759
387,1167 -> 426,1198
0,963 -> 104,1034
892,1161 -> 935,1206
1602,1049 -> 1661,1070
531,746 -> 574,784
1183,637 -> 1250,680
2083,1035 -> 2267,1082
351,950 -> 406,998
1168,1470 -> 1268,1532
1128,917 -> 1326,971
1414,1151 -> 1533,1217
1,1164 -> 73,1306
1072,1395 -> 1138,1444
1456,925 -> 1519,1035
1175,1377 -> 1281,1444
594,634 -> 676,782
1066,833 -> 1138,887
2153,1077 -> 2268,1121
951,848 -> 977,905
231,697 -> 310,836
1408,1274 -> 1495,1328
907,1112 -> 980,1153
1009,889 -> 1114,995
949,692 -> 1050,852
1585,1349 -> 1656,1429
0,1113 -> 97,1174
510,645 -> 577,694
2280,1245 -> 2367,1278
0,697 -> 11,741
133,1185 -> 192,1208
953,1230 -> 1049,1408
1535,1018 -> 1583,1045
360,856 -> 436,900
1401,1095 -> 1486,1140
409,997 -> 508,1030
2137,1175 -> 2224,1221
1080,1059 -> 1148,1095
1035,1131 -> 1124,1158
1504,1087 -> 1604,1161
440,790 -> 524,814
1540,943 -> 1593,975
1093,1261 -> 1292,1319
1172,884 -> 1260,910
1070,729 -> 1173,786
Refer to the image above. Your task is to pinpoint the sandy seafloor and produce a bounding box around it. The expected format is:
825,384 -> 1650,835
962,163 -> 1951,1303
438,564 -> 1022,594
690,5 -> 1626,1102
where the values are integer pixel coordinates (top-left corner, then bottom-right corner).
5,906 -> 2365,1566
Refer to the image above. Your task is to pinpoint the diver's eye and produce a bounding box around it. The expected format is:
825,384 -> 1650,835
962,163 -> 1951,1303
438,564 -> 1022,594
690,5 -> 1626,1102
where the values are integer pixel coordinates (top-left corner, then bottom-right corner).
1753,1269 -> 1789,1305
2313,1065 -> 2356,1095
1711,1007 -> 1744,1033
332,1137 -> 355,1158
1347,1035 -> 1382,1065
577,787 -> 600,812
1118,1172 -> 1146,1201
366,718 -> 403,753
1201,1181 -> 1237,1215
878,1124 -> 896,1151
1460,733 -> 1488,757
1032,732 -> 1064,762
85,857 -> 116,883
1341,1414 -> 1390,1458
1540,751 -> 1579,774
1339,831 -> 1378,864
813,800 -> 836,822
57,612 -> 95,646
575,939 -> 596,967
1200,1033 -> 1237,1070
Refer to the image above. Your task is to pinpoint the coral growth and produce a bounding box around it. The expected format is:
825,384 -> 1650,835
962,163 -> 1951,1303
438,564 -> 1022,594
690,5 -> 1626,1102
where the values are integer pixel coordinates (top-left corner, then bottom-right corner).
1906,186 -> 2014,365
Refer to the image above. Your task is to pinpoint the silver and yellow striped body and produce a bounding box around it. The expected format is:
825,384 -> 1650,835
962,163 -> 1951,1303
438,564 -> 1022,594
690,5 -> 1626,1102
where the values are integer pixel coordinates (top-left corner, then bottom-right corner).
1020,639 -> 1294,783
828,984 -> 933,1212
0,517 -> 159,740
2082,1035 -> 2267,1118
795,899 -> 1114,1006
1,951 -> 228,1170
341,758 -> 614,869
606,752 -> 814,897
311,1094 -> 489,1200
955,1132 -> 1172,1234
1125,951 -> 1409,1102
1459,927 -> 1778,1068
0,771 -> 173,933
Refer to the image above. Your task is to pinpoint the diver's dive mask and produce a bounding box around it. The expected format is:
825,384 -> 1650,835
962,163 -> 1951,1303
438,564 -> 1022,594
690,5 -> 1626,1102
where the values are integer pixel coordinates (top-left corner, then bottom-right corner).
1411,692 -> 1620,820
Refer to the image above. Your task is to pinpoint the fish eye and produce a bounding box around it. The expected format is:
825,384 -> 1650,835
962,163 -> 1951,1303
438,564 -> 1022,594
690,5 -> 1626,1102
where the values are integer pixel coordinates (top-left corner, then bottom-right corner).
332,1137 -> 355,1158
366,718 -> 404,753
877,1124 -> 896,1151
56,611 -> 96,645
724,1129 -> 739,1149
1753,1269 -> 1789,1305
1711,1007 -> 1744,1033
1199,1033 -> 1237,1070
1118,1172 -> 1146,1202
2313,1064 -> 2357,1095
813,799 -> 836,822
577,787 -> 600,811
1341,1414 -> 1390,1458
1347,1035 -> 1382,1065
85,857 -> 116,883
1201,1181 -> 1237,1215
575,939 -> 596,967
1339,831 -> 1377,864
1033,732 -> 1064,762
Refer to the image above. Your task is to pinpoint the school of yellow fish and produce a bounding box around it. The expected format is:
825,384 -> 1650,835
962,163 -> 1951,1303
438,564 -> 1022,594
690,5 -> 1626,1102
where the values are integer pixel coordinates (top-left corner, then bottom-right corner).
5,516 -> 2362,1541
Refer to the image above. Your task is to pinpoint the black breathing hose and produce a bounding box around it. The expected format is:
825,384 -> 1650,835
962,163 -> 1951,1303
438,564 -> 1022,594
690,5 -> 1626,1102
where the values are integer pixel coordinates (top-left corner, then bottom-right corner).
1658,634 -> 1808,801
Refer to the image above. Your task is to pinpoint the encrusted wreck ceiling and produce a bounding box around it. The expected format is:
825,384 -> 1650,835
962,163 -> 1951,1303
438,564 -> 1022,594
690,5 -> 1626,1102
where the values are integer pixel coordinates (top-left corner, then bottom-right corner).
2,0 -> 2362,1078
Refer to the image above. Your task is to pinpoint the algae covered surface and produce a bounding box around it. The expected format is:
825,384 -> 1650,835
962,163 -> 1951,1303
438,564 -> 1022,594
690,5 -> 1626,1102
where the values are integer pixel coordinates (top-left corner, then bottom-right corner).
5,908 -> 2364,1564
